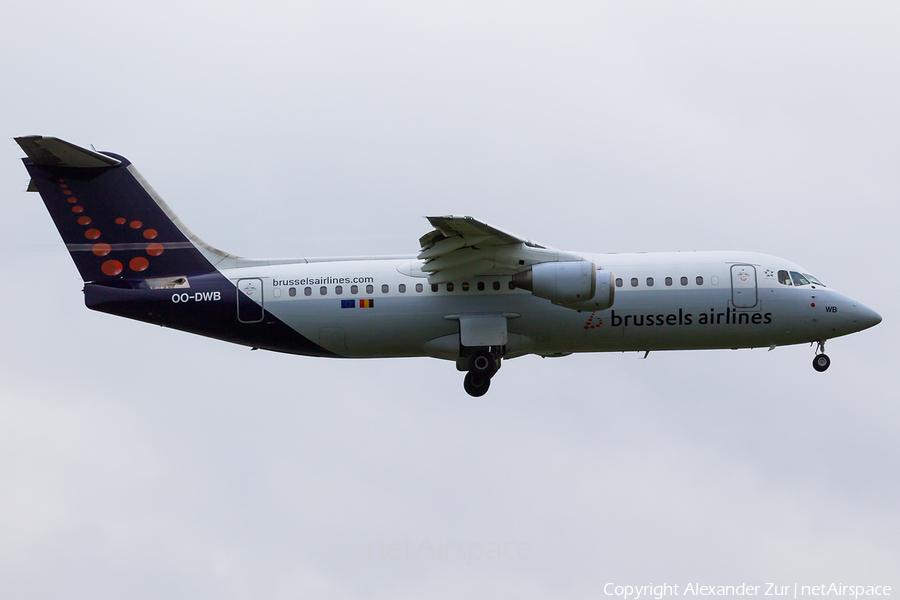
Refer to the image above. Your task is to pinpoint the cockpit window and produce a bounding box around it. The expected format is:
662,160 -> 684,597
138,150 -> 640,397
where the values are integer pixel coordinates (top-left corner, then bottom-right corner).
803,273 -> 825,287
790,271 -> 810,286
778,269 -> 824,287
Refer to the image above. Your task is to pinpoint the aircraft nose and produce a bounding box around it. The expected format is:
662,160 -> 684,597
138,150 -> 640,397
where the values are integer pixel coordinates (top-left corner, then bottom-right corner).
855,302 -> 882,331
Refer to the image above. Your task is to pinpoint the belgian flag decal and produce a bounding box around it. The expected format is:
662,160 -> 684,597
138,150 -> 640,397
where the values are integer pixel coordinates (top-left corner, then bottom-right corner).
341,299 -> 375,308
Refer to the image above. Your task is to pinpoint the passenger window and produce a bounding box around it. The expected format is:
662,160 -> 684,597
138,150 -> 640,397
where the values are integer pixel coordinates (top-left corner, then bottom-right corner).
304,287 -> 312,296
351,284 -> 358,294
431,284 -> 439,292
665,277 -> 672,286
711,276 -> 719,285
477,281 -> 485,291
680,276 -> 688,286
616,278 -> 623,287
647,277 -> 654,287
273,288 -> 282,298
320,286 -> 327,295
416,283 -> 423,292
289,287 -> 297,297
382,284 -> 389,293
366,284 -> 374,294
631,277 -> 638,287
462,282 -> 469,291
790,271 -> 810,286
696,276 -> 703,286
399,283 -> 406,293
778,270 -> 792,285
508,281 -> 515,290
335,285 -> 343,295
446,283 -> 454,292
493,281 -> 501,291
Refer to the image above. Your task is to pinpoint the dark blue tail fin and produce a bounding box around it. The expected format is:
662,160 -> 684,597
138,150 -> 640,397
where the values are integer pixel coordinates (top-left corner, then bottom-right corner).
17,136 -> 222,283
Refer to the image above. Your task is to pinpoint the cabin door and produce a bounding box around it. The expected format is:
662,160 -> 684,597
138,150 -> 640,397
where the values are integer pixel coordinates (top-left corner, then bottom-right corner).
237,278 -> 265,323
731,265 -> 758,308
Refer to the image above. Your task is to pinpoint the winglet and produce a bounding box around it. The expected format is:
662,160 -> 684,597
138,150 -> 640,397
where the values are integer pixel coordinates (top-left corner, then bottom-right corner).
15,136 -> 121,168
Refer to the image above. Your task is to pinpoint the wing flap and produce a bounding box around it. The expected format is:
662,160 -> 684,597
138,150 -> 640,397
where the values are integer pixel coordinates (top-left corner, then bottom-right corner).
427,260 -> 497,284
417,235 -> 468,260
420,247 -> 485,273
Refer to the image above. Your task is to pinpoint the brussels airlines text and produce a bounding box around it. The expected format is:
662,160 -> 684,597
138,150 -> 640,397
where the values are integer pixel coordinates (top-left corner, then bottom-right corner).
610,308 -> 773,327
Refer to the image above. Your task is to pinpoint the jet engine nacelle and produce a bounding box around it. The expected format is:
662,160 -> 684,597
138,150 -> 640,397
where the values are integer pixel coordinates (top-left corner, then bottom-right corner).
512,261 -> 615,311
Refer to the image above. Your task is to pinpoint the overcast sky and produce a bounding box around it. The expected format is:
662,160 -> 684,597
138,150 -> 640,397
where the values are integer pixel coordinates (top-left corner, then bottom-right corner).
1,2 -> 898,598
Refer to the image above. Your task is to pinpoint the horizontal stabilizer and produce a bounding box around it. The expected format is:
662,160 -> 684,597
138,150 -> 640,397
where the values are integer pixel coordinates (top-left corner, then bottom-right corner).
14,136 -> 121,168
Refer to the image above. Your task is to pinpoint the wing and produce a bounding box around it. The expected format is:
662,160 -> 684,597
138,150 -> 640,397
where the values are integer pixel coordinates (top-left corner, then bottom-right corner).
417,215 -> 579,284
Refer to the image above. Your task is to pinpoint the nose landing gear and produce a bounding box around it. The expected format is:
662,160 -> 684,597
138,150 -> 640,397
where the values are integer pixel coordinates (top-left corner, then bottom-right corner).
462,348 -> 501,397
812,340 -> 830,372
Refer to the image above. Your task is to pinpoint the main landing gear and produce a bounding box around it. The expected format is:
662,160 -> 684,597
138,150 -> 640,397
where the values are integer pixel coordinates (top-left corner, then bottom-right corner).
462,348 -> 501,397
812,340 -> 831,372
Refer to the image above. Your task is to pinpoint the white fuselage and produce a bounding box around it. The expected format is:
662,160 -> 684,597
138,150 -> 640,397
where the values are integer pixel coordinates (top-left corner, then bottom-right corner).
220,250 -> 873,360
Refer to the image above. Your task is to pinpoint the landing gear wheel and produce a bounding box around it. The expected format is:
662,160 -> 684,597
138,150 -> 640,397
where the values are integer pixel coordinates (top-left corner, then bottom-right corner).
468,352 -> 496,375
813,354 -> 831,372
464,371 -> 491,397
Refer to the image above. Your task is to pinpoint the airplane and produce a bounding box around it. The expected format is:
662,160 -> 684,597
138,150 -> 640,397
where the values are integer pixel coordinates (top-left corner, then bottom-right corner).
15,136 -> 882,396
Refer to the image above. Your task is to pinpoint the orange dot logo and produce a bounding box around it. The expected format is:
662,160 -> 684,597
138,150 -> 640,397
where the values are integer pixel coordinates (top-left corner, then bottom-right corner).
130,220 -> 142,229
63,190 -> 72,195
67,197 -> 77,203
129,257 -> 149,272
59,184 -> 68,188
115,218 -> 126,225
72,206 -> 84,213
101,260 -> 123,276
77,216 -> 91,225
146,243 -> 164,256
143,229 -> 158,239
92,243 -> 111,256
85,229 -> 101,240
